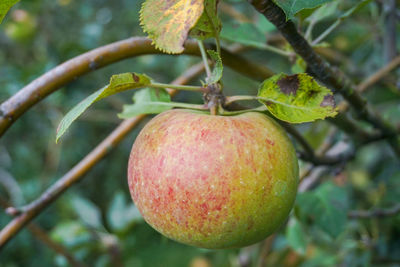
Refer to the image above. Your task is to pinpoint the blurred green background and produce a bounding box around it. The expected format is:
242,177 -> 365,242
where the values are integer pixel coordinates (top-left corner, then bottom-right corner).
0,0 -> 399,266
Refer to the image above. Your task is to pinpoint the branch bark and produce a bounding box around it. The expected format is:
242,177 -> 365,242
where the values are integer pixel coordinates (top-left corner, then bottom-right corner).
0,63 -> 205,250
0,37 -> 273,138
248,0 -> 400,157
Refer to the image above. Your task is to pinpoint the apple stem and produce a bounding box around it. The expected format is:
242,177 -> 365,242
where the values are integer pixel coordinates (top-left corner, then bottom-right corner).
210,105 -> 218,115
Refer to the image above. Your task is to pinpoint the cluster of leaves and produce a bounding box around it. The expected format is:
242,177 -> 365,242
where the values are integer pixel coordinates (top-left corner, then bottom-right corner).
55,0 -> 338,142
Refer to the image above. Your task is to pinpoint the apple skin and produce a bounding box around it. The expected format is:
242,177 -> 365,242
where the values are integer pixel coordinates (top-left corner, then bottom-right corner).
128,109 -> 298,249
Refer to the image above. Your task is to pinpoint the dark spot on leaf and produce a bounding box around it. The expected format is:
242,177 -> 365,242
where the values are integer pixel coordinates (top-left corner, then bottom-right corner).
261,100 -> 272,107
247,217 -> 254,230
306,88 -> 319,99
277,75 -> 299,95
320,94 -> 335,107
132,73 -> 140,83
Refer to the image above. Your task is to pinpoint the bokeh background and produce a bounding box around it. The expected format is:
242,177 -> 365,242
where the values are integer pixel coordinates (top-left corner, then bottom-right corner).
0,0 -> 399,266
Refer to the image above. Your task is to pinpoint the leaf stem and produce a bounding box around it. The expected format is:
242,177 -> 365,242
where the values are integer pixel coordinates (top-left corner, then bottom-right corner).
151,101 -> 208,110
224,95 -> 258,105
305,17 -> 317,41
312,20 -> 340,46
225,95 -> 316,111
197,41 -> 212,78
215,36 -> 222,56
221,106 -> 267,115
259,43 -> 292,57
150,82 -> 205,92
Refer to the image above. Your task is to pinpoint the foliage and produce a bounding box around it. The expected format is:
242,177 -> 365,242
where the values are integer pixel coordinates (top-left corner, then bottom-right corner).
0,0 -> 399,266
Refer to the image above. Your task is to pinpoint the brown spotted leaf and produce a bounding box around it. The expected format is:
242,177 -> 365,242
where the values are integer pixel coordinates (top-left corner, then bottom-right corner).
190,0 -> 221,40
56,73 -> 151,142
140,0 -> 204,54
258,73 -> 337,123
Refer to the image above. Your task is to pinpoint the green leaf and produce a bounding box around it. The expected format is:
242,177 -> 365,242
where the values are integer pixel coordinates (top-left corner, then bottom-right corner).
273,0 -> 333,19
286,217 -> 307,254
107,192 -> 143,232
140,0 -> 204,53
190,0 -> 221,40
0,0 -> 19,24
118,87 -> 172,118
50,221 -> 91,247
220,22 -> 267,49
339,0 -> 372,19
296,182 -> 348,238
306,1 -> 339,23
71,196 -> 104,230
255,14 -> 276,34
291,56 -> 307,74
207,50 -> 223,84
257,73 -> 337,123
56,73 -> 151,142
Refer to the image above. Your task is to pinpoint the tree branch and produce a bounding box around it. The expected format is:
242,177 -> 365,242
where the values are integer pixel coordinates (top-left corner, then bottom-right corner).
248,0 -> 400,157
357,55 -> 400,93
0,37 -> 273,138
0,197 -> 86,267
0,36 -> 388,153
280,122 -> 354,166
0,63 -> 206,250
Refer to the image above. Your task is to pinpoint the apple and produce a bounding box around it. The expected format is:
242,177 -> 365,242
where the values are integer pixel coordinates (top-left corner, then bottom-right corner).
128,109 -> 298,249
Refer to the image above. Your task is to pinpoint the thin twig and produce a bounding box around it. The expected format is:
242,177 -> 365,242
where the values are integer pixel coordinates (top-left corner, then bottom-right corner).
27,224 -> 87,267
0,63 -> 206,250
383,0 -> 397,63
150,82 -> 205,92
219,2 -> 252,23
312,20 -> 340,45
0,197 -> 86,267
357,55 -> 400,93
280,122 -> 353,166
338,55 -> 400,115
348,203 -> 400,219
257,234 -> 276,267
298,141 -> 353,192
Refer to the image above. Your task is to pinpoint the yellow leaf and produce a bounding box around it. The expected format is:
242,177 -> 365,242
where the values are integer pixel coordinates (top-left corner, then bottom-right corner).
140,0 -> 204,54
